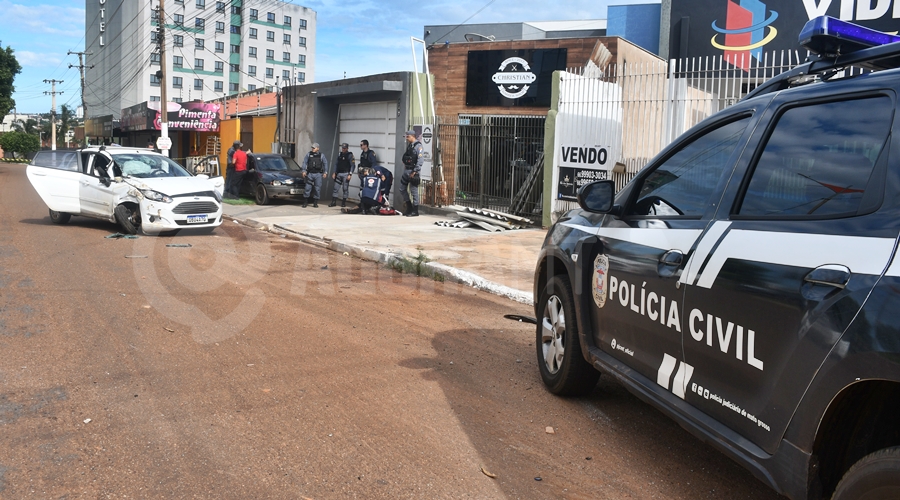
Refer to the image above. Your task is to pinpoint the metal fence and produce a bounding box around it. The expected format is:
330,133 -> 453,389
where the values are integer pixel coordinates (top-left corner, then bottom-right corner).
432,115 -> 545,218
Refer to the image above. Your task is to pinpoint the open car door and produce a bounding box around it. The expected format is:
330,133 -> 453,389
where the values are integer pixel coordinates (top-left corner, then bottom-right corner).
25,150 -> 82,215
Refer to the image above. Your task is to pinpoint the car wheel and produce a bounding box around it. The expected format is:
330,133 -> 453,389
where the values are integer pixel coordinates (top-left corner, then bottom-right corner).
255,184 -> 269,205
537,275 -> 600,396
114,204 -> 140,235
49,209 -> 71,224
833,446 -> 900,500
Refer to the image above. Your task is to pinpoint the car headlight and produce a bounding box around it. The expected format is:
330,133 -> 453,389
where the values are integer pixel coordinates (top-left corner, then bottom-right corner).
141,189 -> 173,203
213,190 -> 223,203
271,180 -> 282,186
283,178 -> 294,185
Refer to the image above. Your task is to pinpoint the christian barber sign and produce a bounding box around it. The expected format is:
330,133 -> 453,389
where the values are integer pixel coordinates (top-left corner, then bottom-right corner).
492,57 -> 537,99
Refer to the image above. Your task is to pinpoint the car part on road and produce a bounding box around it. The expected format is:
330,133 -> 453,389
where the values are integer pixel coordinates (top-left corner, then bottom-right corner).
114,204 -> 140,235
49,209 -> 70,224
503,314 -> 537,324
537,275 -> 600,396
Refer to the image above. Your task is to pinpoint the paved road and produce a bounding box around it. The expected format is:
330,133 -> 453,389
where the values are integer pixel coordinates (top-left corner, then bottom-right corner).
0,162 -> 780,499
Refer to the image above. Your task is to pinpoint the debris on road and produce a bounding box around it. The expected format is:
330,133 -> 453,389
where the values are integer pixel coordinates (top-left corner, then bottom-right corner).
481,467 -> 497,478
545,426 -> 555,434
164,327 -> 175,332
83,418 -> 92,424
166,243 -> 192,248
436,206 -> 532,232
124,255 -> 148,259
503,314 -> 537,324
106,233 -> 139,239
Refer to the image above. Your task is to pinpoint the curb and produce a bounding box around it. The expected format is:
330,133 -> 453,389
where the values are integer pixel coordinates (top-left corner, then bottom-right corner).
222,214 -> 534,305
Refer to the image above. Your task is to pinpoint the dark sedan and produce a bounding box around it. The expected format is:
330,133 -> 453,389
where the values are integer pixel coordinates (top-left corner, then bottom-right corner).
239,154 -> 306,205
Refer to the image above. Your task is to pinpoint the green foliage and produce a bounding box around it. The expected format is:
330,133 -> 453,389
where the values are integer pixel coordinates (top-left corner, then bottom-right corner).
0,41 -> 22,119
0,131 -> 40,156
387,250 -> 445,282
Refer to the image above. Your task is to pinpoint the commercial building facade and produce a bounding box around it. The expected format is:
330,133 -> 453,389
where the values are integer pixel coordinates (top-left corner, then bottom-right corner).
84,0 -> 316,120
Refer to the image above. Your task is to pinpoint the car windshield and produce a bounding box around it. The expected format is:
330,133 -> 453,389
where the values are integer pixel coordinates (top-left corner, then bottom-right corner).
113,153 -> 192,178
255,156 -> 301,171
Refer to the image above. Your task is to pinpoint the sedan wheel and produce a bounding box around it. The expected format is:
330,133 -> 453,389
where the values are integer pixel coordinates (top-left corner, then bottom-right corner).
49,209 -> 71,224
542,295 -> 566,375
255,184 -> 269,205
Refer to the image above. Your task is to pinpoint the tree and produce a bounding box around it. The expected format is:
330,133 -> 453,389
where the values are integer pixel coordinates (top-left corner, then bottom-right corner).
0,41 -> 22,119
58,104 -> 77,146
0,131 -> 40,157
12,118 -> 38,135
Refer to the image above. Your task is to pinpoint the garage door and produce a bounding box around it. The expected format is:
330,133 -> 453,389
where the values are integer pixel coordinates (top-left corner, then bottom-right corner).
337,102 -> 397,200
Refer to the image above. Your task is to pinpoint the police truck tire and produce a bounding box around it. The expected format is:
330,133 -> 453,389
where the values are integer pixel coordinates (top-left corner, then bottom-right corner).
49,209 -> 71,224
114,204 -> 140,235
255,184 -> 269,205
537,275 -> 600,396
833,446 -> 900,500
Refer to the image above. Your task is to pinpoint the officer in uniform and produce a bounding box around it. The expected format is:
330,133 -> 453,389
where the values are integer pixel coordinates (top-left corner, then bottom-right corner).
399,130 -> 424,217
358,139 -> 377,189
301,142 -> 327,208
330,143 -> 355,207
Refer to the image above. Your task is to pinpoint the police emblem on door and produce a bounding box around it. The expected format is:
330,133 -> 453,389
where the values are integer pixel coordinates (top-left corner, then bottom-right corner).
593,254 -> 609,308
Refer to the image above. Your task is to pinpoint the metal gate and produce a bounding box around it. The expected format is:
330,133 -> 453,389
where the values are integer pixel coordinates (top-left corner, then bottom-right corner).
433,115 -> 544,217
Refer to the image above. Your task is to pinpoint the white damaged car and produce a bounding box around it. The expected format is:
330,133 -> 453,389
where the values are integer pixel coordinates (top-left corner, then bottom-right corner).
26,147 -> 224,234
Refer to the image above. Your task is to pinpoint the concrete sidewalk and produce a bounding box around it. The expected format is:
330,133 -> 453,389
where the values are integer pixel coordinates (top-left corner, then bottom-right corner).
221,202 -> 545,304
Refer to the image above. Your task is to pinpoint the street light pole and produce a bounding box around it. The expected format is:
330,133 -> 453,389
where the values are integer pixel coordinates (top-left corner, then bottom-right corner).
158,0 -> 170,156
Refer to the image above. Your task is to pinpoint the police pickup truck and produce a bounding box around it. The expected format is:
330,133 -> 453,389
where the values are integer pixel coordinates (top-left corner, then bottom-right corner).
534,17 -> 900,500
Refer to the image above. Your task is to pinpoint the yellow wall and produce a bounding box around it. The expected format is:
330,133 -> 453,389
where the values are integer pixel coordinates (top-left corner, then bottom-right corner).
251,116 -> 277,154
219,118 -> 241,178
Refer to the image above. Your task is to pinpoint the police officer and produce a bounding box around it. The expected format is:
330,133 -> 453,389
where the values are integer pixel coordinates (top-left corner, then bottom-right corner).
358,139 -> 377,189
301,142 -> 327,208
399,130 -> 424,217
330,143 -> 355,207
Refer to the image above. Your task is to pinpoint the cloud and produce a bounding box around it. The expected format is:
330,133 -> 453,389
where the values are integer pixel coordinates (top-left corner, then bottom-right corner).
14,51 -> 63,68
0,1 -> 85,39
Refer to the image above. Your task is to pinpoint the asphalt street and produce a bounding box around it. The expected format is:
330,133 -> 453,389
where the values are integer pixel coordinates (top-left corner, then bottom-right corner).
0,162 -> 780,499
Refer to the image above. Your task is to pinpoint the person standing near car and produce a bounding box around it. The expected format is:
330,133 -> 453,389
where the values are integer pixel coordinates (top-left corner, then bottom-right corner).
399,130 -> 424,217
301,142 -> 327,208
358,139 -> 376,190
330,143 -> 355,207
230,144 -> 248,198
224,140 -> 241,199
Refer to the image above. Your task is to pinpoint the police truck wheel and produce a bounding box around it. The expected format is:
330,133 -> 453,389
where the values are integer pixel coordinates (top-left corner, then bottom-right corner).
537,275 -> 600,396
49,209 -> 71,224
114,204 -> 140,235
255,184 -> 269,205
833,446 -> 900,500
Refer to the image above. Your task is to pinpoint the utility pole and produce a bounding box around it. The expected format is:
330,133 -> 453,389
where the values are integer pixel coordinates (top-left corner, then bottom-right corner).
68,51 -> 93,121
43,79 -> 64,151
157,1 -> 170,156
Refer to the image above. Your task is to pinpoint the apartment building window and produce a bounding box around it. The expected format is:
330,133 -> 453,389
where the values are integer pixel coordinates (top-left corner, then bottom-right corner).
282,51 -> 290,62
150,52 -> 160,64
231,6 -> 240,14
230,44 -> 240,53
265,67 -> 273,78
173,56 -> 183,68
248,65 -> 256,76
151,10 -> 159,23
150,95 -> 161,102
194,78 -> 203,90
150,74 -> 160,86
299,19 -> 307,29
298,37 -> 306,47
215,41 -> 224,53
284,16 -> 291,25
267,12 -> 275,23
297,72 -> 305,82
195,18 -> 204,29
174,0 -> 183,4
174,14 -> 184,26
173,76 -> 183,88
248,84 -> 256,91
282,69 -> 290,79
227,25 -> 238,34
173,97 -> 183,103
195,38 -> 205,49
196,0 -> 205,8
194,58 -> 204,70
230,63 -> 239,72
298,54 -> 305,65
214,81 -> 223,92
283,34 -> 291,44
216,1 -> 225,12
174,35 -> 184,47
265,49 -> 274,60
215,21 -> 224,33
266,31 -> 275,42
229,83 -> 239,92
249,28 -> 257,39
250,9 -> 258,20
249,47 -> 257,58
215,61 -> 224,73
151,31 -> 158,42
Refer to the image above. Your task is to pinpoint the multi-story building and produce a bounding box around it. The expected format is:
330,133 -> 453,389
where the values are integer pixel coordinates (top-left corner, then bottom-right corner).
84,0 -> 316,120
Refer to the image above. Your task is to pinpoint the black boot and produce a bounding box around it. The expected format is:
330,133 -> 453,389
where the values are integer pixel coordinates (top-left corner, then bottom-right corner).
313,199 -> 319,208
341,198 -> 346,208
302,197 -> 308,208
409,205 -> 419,217
329,197 -> 337,207
403,202 -> 412,216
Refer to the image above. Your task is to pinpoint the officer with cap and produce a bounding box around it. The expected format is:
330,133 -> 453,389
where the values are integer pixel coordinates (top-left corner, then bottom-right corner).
357,139 -> 377,192
399,130 -> 424,217
330,143 -> 356,207
224,140 -> 242,198
301,142 -> 327,208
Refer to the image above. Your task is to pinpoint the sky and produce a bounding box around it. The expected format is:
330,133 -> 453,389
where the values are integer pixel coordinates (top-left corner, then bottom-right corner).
1,0 -> 653,114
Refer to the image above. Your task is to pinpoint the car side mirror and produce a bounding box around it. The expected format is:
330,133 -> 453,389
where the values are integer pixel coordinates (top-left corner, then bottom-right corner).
100,177 -> 112,187
577,180 -> 616,213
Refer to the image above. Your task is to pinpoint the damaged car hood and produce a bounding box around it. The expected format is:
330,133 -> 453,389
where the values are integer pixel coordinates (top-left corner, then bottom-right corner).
126,176 -> 224,196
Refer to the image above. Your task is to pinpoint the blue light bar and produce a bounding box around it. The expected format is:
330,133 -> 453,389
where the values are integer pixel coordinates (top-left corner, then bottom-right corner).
800,16 -> 900,56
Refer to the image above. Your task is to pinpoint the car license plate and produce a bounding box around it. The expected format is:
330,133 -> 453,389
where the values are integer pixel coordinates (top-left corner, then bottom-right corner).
186,215 -> 208,224
290,189 -> 302,194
